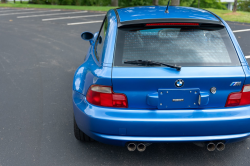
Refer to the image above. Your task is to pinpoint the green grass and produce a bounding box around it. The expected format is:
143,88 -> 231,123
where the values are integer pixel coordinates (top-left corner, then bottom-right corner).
0,3 -> 250,23
0,2 -> 116,12
205,8 -> 250,23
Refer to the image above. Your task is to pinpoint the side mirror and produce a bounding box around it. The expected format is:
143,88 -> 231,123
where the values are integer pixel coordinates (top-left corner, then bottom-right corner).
81,32 -> 94,41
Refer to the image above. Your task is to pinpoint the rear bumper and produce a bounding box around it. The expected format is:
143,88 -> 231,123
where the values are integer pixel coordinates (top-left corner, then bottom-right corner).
73,91 -> 250,146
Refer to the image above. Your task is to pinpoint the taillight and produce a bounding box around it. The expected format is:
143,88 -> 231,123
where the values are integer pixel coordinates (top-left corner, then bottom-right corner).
225,84 -> 250,107
86,85 -> 128,108
146,23 -> 199,26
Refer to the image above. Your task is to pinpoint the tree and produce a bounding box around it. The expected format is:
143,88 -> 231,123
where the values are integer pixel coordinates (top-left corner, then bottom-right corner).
111,0 -> 118,6
171,0 -> 180,6
237,0 -> 250,12
1,0 -> 7,3
233,0 -> 237,12
153,0 -> 158,5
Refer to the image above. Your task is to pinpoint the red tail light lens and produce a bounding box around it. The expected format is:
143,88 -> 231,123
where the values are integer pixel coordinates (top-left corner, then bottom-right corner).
226,84 -> 250,107
225,92 -> 242,107
146,23 -> 199,26
86,85 -> 128,108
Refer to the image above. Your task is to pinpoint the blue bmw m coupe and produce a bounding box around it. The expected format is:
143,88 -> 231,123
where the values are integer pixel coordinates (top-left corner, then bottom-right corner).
72,6 -> 250,152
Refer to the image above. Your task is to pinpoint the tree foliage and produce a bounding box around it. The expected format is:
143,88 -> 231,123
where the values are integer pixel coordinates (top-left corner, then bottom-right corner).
238,0 -> 250,12
30,0 -> 227,10
119,0 -> 151,7
189,0 -> 226,9
31,0 -> 111,5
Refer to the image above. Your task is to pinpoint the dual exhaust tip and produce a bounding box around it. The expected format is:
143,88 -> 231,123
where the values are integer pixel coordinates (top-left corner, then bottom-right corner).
207,142 -> 225,151
128,142 -> 225,152
127,143 -> 147,152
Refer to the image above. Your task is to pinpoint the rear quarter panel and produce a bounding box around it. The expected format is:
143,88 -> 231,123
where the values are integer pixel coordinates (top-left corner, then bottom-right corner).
72,9 -> 118,95
73,45 -> 112,95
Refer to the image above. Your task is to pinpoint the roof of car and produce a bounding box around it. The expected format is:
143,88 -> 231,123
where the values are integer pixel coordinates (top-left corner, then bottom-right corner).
116,6 -> 219,23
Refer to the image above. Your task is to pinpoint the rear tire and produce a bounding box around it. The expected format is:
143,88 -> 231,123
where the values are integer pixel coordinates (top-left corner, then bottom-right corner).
74,117 -> 94,142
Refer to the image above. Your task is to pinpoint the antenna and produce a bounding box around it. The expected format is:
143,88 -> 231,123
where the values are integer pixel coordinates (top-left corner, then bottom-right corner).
165,0 -> 170,13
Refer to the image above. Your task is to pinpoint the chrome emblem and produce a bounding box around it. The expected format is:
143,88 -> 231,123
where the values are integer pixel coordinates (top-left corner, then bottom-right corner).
230,82 -> 241,86
210,87 -> 216,94
175,79 -> 184,88
173,99 -> 184,102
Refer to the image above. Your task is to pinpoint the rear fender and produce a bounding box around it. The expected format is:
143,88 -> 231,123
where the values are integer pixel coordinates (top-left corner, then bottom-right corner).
73,39 -> 112,96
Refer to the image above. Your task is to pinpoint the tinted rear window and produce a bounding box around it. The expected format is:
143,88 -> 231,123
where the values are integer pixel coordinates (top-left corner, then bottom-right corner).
113,27 -> 240,67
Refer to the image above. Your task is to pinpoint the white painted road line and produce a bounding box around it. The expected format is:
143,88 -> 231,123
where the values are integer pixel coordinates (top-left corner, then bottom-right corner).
0,9 -> 35,13
67,20 -> 103,25
42,14 -> 105,21
245,55 -> 250,59
0,10 -> 61,16
17,11 -> 88,18
233,29 -> 250,33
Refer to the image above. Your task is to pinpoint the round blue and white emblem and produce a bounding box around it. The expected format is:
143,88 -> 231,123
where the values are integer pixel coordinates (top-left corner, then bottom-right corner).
175,79 -> 184,88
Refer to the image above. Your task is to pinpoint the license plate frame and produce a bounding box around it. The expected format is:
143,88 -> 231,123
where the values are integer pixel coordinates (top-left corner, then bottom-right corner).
158,88 -> 200,109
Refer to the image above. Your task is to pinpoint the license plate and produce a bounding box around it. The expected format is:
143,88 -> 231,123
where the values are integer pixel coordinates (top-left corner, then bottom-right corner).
158,89 -> 200,109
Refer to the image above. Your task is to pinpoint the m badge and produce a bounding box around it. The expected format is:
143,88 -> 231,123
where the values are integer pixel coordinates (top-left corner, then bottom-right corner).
230,82 -> 241,86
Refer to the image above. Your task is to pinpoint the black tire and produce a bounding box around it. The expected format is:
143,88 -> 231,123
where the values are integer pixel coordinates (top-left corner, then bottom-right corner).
74,117 -> 95,142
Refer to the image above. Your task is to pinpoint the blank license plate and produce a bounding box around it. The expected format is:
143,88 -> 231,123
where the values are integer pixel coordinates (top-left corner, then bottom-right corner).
158,88 -> 200,109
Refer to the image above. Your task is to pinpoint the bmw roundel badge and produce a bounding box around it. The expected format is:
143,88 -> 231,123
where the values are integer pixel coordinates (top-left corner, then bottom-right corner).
175,79 -> 184,88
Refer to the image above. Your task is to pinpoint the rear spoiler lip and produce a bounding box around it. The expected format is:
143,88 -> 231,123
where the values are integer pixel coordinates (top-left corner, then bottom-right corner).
117,18 -> 224,28
113,8 -> 224,28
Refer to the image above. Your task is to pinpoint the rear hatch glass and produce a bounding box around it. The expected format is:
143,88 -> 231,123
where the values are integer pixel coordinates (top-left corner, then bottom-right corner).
113,26 -> 240,66
112,24 -> 244,109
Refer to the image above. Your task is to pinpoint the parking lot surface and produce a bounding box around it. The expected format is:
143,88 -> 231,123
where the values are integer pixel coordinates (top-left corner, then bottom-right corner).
0,8 -> 250,166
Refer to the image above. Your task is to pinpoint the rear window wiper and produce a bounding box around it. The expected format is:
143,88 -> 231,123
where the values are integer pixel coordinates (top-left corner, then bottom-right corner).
124,60 -> 181,71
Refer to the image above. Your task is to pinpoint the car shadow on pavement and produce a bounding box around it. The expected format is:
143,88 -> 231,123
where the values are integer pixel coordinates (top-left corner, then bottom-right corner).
71,138 -> 249,166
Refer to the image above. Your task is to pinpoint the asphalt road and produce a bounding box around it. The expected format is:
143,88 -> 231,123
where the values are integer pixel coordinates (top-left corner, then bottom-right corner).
0,8 -> 250,166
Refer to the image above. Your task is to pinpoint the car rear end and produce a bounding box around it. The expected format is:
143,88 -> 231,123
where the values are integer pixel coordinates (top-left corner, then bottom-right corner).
73,8 -> 250,150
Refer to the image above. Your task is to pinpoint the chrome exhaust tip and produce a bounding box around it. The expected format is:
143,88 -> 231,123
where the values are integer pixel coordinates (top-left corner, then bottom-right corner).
216,142 -> 225,151
127,143 -> 136,151
207,142 -> 216,151
137,143 -> 146,152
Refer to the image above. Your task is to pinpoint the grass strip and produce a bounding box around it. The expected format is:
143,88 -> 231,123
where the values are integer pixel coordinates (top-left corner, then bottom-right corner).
205,8 -> 250,23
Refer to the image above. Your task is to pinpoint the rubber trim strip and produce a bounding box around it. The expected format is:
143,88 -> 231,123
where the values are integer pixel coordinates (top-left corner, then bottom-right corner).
113,9 -> 120,24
